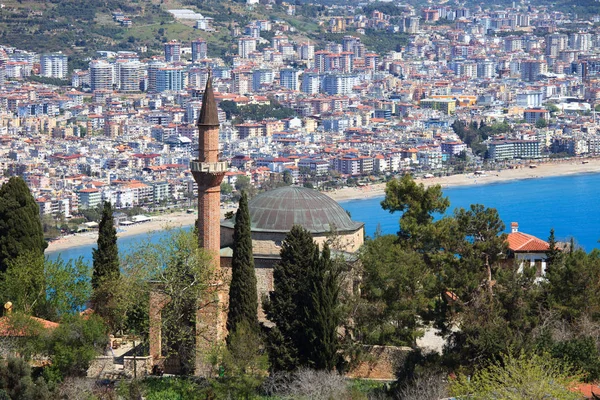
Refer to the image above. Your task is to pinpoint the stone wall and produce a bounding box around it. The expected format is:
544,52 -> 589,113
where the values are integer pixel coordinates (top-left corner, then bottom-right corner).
220,225 -> 364,255
148,288 -> 171,362
87,356 -> 115,378
219,257 -> 274,322
123,356 -> 153,378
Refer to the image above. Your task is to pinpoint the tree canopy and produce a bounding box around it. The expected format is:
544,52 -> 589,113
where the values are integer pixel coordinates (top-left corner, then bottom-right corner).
0,177 -> 47,274
91,201 -> 121,332
449,352 -> 582,400
357,234 -> 436,346
227,191 -> 259,339
91,201 -> 119,290
264,225 -> 342,372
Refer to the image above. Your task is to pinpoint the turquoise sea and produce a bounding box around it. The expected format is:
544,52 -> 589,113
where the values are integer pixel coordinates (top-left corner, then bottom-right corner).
48,172 -> 600,264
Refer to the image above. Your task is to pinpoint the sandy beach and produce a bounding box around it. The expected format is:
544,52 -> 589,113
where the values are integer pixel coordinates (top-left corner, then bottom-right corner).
47,158 -> 600,253
46,205 -> 238,253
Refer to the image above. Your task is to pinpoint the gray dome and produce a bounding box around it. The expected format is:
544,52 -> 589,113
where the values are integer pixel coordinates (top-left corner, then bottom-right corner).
223,186 -> 363,234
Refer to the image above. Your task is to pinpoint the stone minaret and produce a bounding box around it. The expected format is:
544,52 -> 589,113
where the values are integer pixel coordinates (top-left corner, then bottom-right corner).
148,77 -> 227,375
192,75 -> 226,253
191,75 -> 228,375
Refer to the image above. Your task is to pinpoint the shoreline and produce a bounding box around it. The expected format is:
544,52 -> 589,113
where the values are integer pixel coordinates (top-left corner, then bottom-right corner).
46,206 -> 237,254
46,158 -> 600,254
325,158 -> 600,202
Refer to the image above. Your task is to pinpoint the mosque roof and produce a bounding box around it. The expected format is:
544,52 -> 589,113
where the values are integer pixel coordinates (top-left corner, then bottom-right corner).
222,186 -> 363,234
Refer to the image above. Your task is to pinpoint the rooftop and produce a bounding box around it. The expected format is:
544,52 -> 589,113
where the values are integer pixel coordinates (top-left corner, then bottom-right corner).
507,231 -> 549,252
222,186 -> 363,234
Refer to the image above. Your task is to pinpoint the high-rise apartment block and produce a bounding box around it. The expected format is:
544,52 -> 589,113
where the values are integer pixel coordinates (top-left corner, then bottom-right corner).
298,43 -> 315,60
89,60 -> 114,91
164,40 -> 181,62
545,33 -> 568,57
116,59 -> 141,92
146,60 -> 166,93
280,68 -> 301,91
40,53 -> 68,79
188,67 -> 209,89
156,67 -> 186,92
322,73 -> 356,95
403,17 -> 420,34
238,37 -> 257,58
252,68 -> 274,92
521,60 -> 548,82
191,39 -> 208,62
302,72 -> 320,94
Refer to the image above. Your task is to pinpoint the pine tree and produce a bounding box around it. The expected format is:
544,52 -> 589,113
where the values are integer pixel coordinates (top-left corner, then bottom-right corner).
0,177 -> 47,274
92,202 -> 119,289
264,225 -> 317,372
227,192 -> 259,340
303,243 -> 341,371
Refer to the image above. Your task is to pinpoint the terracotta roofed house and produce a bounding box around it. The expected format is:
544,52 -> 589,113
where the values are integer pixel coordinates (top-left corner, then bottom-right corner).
506,222 -> 549,277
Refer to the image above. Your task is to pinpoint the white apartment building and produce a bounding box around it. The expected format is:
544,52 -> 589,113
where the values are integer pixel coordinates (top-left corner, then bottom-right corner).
89,60 -> 115,91
116,59 -> 141,92
238,37 -> 257,58
40,53 -> 68,79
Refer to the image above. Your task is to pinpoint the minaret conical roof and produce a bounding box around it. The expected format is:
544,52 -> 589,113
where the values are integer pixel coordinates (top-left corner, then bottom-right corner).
197,74 -> 219,126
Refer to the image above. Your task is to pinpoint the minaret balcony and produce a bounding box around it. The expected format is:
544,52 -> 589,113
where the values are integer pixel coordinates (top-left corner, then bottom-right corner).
190,161 -> 229,173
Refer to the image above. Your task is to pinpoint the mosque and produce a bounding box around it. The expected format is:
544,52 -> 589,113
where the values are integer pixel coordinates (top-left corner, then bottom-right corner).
220,185 -> 364,318
149,77 -> 365,375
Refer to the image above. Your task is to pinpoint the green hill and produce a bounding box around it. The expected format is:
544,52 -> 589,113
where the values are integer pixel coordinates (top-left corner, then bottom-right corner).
0,0 -> 327,70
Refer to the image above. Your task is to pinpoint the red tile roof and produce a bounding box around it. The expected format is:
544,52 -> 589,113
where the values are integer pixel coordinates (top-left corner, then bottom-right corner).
507,232 -> 549,252
574,383 -> 600,399
0,316 -> 59,337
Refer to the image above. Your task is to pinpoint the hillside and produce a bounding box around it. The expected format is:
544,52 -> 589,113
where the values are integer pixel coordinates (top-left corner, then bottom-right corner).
0,0 -> 325,69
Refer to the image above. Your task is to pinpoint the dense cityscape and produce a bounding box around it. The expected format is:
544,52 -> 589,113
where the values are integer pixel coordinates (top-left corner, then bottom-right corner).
3,0 -> 600,220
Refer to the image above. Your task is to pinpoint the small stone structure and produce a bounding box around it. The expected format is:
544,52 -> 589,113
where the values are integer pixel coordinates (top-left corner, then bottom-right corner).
87,356 -> 115,378
347,346 -> 412,380
123,356 -> 153,378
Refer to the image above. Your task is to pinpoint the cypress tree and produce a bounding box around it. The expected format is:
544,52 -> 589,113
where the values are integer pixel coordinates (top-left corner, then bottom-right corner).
227,191 -> 259,340
264,225 -> 317,372
91,201 -> 120,290
0,177 -> 47,274
546,228 -> 562,268
91,202 -> 121,331
304,243 -> 341,371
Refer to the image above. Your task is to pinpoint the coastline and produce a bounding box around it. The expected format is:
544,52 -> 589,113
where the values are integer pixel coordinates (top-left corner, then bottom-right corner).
325,158 -> 600,202
46,158 -> 600,253
46,205 -> 238,254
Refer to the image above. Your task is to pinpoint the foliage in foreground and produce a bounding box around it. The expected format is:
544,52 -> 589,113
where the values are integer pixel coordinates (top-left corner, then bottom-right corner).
449,352 -> 583,400
91,202 -> 121,332
0,176 -> 47,274
210,322 -> 268,399
227,192 -> 259,341
133,369 -> 385,400
0,358 -> 50,400
44,314 -> 109,380
0,254 -> 90,320
264,225 -> 342,373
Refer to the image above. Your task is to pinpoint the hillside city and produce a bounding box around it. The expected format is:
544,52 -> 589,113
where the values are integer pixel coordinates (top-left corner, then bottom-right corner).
4,0 -> 600,398
1,1 -> 600,223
